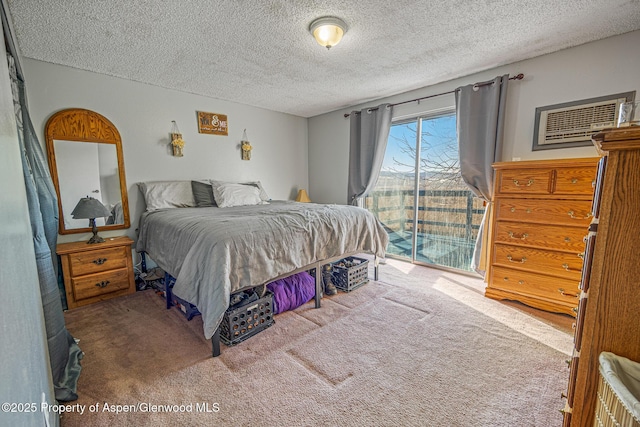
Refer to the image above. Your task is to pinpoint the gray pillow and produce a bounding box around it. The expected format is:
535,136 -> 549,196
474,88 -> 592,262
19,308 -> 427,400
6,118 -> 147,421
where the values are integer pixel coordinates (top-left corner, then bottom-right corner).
191,181 -> 217,207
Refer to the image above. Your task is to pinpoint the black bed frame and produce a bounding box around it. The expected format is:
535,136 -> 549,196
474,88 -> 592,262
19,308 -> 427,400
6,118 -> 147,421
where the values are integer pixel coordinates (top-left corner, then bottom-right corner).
140,252 -> 379,357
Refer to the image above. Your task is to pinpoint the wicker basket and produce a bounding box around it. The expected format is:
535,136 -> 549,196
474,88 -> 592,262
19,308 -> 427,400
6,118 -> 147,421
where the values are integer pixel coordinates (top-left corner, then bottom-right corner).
594,352 -> 640,427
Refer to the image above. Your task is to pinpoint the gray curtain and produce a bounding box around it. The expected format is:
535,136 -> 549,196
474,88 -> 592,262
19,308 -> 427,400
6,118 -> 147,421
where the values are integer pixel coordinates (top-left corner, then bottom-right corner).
348,103 -> 393,205
6,40 -> 83,401
455,74 -> 509,275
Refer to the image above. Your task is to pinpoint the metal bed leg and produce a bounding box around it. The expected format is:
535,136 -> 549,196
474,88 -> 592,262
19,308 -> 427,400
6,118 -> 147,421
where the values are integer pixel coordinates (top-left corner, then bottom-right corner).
374,256 -> 379,281
211,327 -> 221,357
164,272 -> 173,309
314,262 -> 322,309
140,252 -> 147,273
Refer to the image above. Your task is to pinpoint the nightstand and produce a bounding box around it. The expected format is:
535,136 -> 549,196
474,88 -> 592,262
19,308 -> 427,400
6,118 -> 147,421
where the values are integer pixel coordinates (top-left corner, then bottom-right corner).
57,236 -> 136,309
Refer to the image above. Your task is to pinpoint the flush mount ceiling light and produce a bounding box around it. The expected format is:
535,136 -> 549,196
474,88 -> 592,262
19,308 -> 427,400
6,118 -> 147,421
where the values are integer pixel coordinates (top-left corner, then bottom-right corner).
309,16 -> 347,50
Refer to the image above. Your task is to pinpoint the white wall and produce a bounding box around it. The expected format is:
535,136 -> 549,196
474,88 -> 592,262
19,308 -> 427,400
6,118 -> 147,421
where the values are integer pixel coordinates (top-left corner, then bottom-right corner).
22,58 -> 309,243
308,30 -> 640,204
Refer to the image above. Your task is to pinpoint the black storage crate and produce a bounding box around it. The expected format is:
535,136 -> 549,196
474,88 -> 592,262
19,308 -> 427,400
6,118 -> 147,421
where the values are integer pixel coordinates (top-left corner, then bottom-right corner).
332,256 -> 369,292
220,290 -> 274,346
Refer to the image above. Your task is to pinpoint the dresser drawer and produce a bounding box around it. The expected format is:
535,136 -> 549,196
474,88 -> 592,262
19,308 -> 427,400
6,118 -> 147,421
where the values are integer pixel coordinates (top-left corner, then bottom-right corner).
492,244 -> 583,281
490,266 -> 581,302
72,268 -> 131,302
554,167 -> 597,195
497,168 -> 552,194
493,221 -> 587,252
496,199 -> 593,226
69,246 -> 128,276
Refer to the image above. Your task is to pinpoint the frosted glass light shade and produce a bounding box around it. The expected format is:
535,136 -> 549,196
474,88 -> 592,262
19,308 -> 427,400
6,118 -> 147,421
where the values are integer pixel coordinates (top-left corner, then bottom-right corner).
309,17 -> 347,49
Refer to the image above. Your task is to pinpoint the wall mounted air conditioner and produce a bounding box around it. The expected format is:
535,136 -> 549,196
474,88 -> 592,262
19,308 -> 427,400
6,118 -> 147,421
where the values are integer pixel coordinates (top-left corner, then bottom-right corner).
532,92 -> 635,151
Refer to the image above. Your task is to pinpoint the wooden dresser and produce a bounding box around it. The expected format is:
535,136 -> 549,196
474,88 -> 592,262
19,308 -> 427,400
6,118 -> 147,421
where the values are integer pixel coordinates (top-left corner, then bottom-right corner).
486,158 -> 599,316
57,236 -> 136,309
563,128 -> 640,426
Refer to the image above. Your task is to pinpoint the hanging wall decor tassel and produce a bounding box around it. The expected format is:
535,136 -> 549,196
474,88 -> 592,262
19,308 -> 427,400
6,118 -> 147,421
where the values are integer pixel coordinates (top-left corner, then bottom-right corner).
170,120 -> 185,157
241,128 -> 252,160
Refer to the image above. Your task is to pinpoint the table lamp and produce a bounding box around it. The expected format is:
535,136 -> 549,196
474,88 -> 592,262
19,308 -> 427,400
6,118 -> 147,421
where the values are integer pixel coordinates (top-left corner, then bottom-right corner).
296,189 -> 311,203
71,196 -> 111,243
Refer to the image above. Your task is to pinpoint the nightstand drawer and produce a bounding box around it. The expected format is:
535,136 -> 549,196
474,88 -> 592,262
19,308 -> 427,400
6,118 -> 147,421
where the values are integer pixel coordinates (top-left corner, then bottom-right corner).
69,246 -> 128,276
72,268 -> 131,302
496,199 -> 593,226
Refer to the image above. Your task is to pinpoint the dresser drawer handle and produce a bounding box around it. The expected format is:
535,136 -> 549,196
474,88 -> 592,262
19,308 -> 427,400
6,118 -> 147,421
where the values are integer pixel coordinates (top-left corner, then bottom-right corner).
558,288 -> 579,298
577,252 -> 585,260
562,263 -> 571,272
571,178 -> 578,184
508,231 -> 528,240
506,254 -> 527,264
567,210 -> 593,220
95,280 -> 110,288
93,258 -> 108,265
509,207 -> 531,214
513,178 -> 534,187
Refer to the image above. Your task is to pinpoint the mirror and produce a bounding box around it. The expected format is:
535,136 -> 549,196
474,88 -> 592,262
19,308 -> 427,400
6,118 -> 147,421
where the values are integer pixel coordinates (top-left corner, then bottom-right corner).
45,108 -> 130,235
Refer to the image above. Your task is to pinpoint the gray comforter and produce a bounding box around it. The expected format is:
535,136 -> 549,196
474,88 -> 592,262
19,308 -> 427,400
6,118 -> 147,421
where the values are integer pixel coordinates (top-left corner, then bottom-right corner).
136,201 -> 388,339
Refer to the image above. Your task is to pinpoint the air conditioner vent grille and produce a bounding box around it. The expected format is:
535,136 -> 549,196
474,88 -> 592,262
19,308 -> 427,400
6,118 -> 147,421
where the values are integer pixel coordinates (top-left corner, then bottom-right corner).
533,93 -> 634,150
543,101 -> 620,143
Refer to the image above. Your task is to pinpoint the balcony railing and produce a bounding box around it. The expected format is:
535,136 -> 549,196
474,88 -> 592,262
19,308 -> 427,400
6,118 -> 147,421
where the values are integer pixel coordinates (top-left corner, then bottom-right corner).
365,188 -> 485,271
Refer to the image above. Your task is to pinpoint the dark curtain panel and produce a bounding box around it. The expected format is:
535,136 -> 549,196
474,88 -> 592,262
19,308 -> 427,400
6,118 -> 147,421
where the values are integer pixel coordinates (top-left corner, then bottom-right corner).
456,74 -> 509,275
6,43 -> 83,401
348,103 -> 393,205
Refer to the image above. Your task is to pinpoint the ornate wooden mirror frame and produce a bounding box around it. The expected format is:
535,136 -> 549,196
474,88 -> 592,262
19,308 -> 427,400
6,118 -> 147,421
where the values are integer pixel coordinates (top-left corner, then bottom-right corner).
45,108 -> 130,235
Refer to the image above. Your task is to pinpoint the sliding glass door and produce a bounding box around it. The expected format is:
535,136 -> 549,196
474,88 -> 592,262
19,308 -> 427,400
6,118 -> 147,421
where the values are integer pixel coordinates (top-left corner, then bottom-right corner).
365,111 -> 484,272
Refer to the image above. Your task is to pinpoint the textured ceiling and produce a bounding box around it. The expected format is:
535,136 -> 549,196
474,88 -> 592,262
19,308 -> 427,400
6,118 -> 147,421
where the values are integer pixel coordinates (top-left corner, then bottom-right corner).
6,0 -> 640,118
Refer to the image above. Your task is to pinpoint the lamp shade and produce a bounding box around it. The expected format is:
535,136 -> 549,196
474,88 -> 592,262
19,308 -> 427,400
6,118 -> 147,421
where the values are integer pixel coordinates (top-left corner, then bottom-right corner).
309,16 -> 347,49
71,197 -> 111,219
296,189 -> 311,203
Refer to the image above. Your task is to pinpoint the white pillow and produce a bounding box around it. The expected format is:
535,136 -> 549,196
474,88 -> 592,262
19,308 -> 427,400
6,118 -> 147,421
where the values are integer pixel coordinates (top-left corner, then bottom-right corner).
209,179 -> 270,201
212,182 -> 266,208
137,181 -> 196,211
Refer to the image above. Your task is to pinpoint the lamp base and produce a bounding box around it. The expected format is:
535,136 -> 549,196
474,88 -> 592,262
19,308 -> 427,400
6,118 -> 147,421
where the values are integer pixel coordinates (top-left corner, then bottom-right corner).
87,233 -> 106,244
86,218 -> 105,244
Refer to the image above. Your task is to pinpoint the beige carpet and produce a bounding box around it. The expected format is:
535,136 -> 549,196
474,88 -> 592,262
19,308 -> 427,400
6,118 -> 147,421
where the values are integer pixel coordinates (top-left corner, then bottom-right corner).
61,259 -> 573,426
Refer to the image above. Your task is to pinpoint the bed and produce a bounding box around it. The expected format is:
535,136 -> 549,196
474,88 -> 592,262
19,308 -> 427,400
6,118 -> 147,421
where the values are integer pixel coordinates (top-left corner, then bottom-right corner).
135,180 -> 389,356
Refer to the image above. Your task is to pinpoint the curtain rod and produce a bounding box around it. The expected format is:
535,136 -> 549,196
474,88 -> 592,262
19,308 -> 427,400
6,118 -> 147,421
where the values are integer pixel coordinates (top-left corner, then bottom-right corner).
343,73 -> 524,118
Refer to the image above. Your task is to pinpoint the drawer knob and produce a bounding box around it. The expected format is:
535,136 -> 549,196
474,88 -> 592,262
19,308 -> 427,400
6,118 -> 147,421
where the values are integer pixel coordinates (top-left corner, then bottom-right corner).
571,178 -> 578,184
93,258 -> 108,265
567,210 -> 593,220
95,280 -> 110,288
506,254 -> 527,264
564,237 -> 571,243
508,231 -> 528,240
562,263 -> 570,272
518,280 -> 524,285
513,178 -> 534,187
